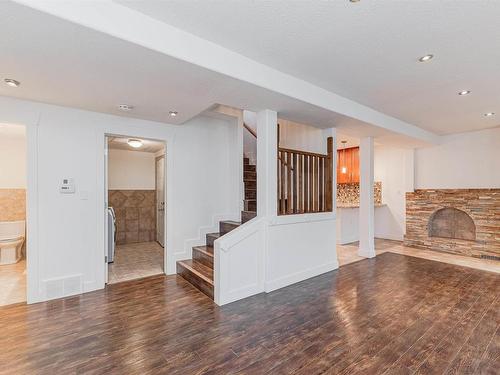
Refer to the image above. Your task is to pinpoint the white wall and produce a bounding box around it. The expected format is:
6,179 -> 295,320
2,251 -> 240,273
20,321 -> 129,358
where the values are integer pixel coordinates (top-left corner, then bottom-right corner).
108,149 -> 155,190
278,118 -> 324,153
0,129 -> 26,188
415,127 -> 500,189
0,95 -> 240,303
374,146 -> 414,241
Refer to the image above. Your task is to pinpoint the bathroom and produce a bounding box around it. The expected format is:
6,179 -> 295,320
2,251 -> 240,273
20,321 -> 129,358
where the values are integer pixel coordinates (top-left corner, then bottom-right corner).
0,123 -> 27,306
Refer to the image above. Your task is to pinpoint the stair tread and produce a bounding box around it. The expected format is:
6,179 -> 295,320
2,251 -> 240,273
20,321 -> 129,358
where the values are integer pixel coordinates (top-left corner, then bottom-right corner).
193,245 -> 214,256
177,260 -> 213,284
220,220 -> 241,225
206,232 -> 220,238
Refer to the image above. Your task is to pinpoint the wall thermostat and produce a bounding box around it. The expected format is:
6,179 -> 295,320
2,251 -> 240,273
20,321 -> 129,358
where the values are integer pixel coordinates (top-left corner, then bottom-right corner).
60,178 -> 75,194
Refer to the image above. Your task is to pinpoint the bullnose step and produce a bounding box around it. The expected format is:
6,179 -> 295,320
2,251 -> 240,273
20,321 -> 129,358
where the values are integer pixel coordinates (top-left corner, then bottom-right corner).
176,259 -> 214,299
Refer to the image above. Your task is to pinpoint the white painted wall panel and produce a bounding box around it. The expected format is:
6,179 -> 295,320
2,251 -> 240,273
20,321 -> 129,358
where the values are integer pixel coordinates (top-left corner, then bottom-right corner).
108,149 -> 156,190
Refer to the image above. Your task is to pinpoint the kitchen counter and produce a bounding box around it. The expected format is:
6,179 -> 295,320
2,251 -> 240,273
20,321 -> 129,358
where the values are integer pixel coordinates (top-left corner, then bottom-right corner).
336,203 -> 387,244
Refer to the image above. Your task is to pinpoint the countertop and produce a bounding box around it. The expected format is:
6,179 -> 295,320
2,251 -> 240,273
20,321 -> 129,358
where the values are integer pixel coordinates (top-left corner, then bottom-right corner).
337,203 -> 386,208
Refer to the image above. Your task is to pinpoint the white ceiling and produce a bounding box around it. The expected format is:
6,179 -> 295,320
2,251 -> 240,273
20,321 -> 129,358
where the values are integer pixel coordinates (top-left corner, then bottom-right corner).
117,0 -> 500,135
3,0 -> 425,146
108,136 -> 164,153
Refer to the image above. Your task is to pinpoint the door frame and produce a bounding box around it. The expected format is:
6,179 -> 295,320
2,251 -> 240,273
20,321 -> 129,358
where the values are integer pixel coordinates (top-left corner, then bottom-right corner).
103,134 -> 168,284
155,154 -> 166,248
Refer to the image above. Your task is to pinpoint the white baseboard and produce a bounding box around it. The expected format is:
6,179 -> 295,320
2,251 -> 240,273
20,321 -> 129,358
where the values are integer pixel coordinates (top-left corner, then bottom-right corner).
264,261 -> 339,293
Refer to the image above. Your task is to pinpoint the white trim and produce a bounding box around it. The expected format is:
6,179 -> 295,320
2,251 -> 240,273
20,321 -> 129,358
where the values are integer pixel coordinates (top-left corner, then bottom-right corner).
264,261 -> 339,293
269,212 -> 336,226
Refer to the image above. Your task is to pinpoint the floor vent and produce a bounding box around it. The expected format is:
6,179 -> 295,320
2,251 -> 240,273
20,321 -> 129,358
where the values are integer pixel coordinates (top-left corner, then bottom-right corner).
480,254 -> 500,261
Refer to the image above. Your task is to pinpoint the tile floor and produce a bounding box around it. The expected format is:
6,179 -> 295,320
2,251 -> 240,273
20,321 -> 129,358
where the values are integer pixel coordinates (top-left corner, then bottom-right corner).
108,241 -> 164,284
337,238 -> 499,274
0,259 -> 26,306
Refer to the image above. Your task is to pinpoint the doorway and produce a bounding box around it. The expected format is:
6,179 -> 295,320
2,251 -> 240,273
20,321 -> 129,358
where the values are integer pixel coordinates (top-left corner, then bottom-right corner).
105,135 -> 166,284
0,124 -> 27,306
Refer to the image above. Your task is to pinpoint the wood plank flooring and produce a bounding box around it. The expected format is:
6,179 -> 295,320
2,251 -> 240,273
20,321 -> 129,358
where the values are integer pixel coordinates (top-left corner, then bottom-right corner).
0,252 -> 498,374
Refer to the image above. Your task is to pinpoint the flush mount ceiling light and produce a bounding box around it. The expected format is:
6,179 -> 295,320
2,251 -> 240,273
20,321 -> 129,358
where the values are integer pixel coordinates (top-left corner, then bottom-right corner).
458,90 -> 471,96
127,139 -> 143,148
349,0 -> 361,2
418,54 -> 434,62
118,104 -> 133,111
4,78 -> 20,87
169,111 -> 178,117
484,112 -> 495,117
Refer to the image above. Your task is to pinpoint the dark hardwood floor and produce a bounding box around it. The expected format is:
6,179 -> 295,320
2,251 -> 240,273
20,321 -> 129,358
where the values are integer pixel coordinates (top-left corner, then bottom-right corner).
0,253 -> 498,374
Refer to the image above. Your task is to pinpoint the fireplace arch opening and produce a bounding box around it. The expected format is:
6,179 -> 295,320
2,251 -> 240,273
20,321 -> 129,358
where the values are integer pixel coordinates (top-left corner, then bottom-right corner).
428,207 -> 476,241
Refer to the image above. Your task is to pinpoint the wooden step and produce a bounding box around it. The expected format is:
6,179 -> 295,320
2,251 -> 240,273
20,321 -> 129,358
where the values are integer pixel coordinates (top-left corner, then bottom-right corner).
244,179 -> 256,190
244,164 -> 256,172
192,246 -> 214,268
219,220 -> 240,235
176,260 -> 214,299
244,171 -> 256,180
243,157 -> 249,165
244,199 -> 257,212
206,232 -> 220,247
245,188 -> 256,200
241,211 -> 257,223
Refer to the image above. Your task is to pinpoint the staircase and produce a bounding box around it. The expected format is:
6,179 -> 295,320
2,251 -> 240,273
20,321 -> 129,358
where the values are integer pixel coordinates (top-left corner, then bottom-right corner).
176,157 -> 257,299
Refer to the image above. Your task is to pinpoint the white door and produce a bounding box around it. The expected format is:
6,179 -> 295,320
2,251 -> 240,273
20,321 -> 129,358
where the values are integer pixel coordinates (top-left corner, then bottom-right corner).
104,136 -> 109,284
156,156 -> 165,247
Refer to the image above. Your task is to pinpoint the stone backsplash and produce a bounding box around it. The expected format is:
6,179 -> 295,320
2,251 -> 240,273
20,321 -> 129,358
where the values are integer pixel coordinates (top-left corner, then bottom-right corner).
108,190 -> 156,245
404,189 -> 500,259
0,189 -> 26,222
337,182 -> 382,206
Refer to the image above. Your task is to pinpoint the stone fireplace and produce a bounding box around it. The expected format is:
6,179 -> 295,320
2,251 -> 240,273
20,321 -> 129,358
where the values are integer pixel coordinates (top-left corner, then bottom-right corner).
405,189 -> 500,259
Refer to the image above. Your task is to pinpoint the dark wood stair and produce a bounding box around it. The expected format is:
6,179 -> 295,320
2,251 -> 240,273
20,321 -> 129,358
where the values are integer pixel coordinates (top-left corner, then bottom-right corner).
177,157 -> 257,299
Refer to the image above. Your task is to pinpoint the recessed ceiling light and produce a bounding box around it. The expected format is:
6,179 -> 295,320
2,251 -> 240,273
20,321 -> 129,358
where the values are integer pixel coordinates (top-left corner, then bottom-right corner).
418,54 -> 434,62
349,0 -> 360,2
118,104 -> 133,111
169,111 -> 178,117
458,90 -> 471,96
4,78 -> 20,87
484,112 -> 495,117
127,139 -> 143,148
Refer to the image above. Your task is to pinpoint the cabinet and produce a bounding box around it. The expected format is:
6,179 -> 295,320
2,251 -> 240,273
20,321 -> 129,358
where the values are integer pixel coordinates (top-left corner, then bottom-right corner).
337,146 -> 359,184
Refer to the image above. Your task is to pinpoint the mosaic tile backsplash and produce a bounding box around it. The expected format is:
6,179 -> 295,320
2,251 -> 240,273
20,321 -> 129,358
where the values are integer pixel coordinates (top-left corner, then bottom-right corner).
108,190 -> 156,245
0,189 -> 26,221
337,182 -> 382,207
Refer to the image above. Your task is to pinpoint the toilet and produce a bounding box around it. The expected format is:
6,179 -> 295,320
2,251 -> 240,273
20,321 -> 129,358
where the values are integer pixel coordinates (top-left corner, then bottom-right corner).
0,220 -> 25,265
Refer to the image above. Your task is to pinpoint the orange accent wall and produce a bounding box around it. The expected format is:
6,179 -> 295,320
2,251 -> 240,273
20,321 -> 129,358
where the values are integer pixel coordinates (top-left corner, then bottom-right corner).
337,146 -> 359,184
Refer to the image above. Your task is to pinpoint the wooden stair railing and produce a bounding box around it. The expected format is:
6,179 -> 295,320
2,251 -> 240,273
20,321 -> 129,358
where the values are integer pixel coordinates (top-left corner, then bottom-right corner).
277,137 -> 333,215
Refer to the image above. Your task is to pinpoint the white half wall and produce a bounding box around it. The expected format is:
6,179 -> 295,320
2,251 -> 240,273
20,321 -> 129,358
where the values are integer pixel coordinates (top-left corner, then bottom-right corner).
108,149 -> 156,190
0,128 -> 26,188
0,95 -> 240,303
415,127 -> 500,189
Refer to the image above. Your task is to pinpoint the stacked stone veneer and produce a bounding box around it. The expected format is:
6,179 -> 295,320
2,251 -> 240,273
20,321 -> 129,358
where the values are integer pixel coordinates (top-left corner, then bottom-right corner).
108,190 -> 156,245
405,189 -> 500,259
337,182 -> 382,206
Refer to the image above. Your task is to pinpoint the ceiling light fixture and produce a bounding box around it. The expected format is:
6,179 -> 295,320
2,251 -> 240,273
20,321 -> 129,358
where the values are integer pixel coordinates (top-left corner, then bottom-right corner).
418,54 -> 434,62
118,104 -> 133,111
169,111 -> 178,117
127,139 -> 143,148
4,78 -> 20,87
458,90 -> 471,96
484,112 -> 495,117
349,0 -> 360,2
